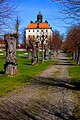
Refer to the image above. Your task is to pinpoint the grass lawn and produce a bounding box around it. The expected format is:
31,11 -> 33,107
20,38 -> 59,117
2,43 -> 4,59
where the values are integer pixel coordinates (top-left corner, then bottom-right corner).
68,54 -> 80,86
68,65 -> 80,119
68,55 -> 80,119
0,50 -> 56,96
68,65 -> 80,86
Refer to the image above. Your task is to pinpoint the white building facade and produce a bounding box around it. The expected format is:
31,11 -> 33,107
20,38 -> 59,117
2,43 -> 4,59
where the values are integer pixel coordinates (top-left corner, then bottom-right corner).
26,12 -> 53,46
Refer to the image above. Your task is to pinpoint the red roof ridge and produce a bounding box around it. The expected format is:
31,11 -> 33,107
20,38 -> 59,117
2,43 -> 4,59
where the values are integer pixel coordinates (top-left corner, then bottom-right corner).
26,22 -> 51,29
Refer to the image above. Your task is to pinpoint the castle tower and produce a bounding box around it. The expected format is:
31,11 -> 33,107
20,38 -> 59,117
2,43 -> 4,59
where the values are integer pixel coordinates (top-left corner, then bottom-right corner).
37,11 -> 43,23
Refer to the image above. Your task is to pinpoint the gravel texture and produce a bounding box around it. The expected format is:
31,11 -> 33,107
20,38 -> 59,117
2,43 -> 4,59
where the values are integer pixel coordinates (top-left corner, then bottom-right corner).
0,53 -> 80,120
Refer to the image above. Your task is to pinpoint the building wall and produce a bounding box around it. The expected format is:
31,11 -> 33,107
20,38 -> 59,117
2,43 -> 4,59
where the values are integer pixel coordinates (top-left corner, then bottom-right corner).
0,44 -> 5,47
0,40 -> 5,48
26,28 -> 53,44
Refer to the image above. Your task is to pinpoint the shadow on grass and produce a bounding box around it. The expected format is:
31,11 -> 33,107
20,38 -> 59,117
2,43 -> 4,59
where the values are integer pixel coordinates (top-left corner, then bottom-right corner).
23,59 -> 32,66
0,70 -> 5,75
56,58 -> 69,61
55,63 -> 74,66
24,63 -> 32,65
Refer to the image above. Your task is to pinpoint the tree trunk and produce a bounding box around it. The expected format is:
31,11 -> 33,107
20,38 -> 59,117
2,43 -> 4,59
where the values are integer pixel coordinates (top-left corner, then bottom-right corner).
36,42 -> 39,63
77,48 -> 80,65
27,50 -> 31,59
4,33 -> 18,75
42,43 -> 44,63
31,42 -> 37,65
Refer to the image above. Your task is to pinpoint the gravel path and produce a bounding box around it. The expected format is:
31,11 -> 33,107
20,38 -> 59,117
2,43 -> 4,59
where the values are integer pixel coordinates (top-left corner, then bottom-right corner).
0,53 -> 79,120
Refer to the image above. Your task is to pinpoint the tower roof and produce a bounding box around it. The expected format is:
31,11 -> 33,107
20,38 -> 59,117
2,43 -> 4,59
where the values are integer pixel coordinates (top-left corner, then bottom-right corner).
37,11 -> 43,23
37,11 -> 42,17
26,12 -> 52,29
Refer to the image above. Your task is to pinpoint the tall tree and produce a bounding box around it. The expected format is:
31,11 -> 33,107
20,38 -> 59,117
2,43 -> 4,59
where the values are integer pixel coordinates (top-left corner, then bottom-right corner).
15,17 -> 20,47
22,28 -> 27,49
51,0 -> 80,23
0,0 -> 16,34
66,25 -> 80,64
52,30 -> 62,54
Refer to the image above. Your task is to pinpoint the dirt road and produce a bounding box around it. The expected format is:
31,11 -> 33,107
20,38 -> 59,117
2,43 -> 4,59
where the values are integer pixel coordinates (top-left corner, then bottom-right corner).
0,53 -> 79,120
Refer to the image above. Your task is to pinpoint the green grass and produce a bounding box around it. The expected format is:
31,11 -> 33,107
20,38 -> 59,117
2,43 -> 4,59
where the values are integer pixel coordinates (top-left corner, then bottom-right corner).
68,65 -> 80,86
69,65 -> 80,118
68,54 -> 80,86
68,55 -> 80,118
0,50 -> 56,96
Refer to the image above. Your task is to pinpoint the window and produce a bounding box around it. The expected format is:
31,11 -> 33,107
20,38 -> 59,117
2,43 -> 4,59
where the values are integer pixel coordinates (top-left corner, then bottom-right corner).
33,30 -> 34,32
37,30 -> 39,32
37,35 -> 39,38
29,30 -> 30,32
46,30 -> 48,32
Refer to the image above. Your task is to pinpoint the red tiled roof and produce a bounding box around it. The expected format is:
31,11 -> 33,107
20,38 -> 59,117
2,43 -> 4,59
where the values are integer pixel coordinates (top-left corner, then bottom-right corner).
27,23 -> 50,29
0,40 -> 5,44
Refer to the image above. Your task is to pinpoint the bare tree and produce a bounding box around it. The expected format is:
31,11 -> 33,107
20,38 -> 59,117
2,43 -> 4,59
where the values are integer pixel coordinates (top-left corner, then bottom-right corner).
15,17 -> 20,47
0,0 -> 17,33
66,25 -> 80,65
51,0 -> 80,23
52,30 -> 62,55
22,28 -> 27,49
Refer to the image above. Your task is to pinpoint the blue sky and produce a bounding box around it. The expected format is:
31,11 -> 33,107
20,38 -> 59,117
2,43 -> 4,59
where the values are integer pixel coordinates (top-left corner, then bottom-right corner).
13,0 -> 71,37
